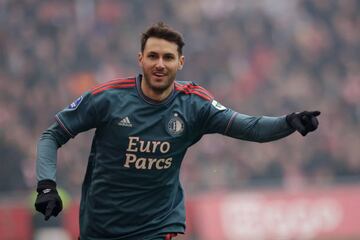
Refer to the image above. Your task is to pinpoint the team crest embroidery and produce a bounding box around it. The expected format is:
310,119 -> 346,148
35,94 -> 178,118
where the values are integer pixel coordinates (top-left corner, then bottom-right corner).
67,96 -> 83,110
211,99 -> 226,111
167,113 -> 185,136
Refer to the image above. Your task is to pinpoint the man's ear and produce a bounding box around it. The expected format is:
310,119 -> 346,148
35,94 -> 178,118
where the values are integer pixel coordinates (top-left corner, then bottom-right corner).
138,52 -> 143,67
178,55 -> 185,70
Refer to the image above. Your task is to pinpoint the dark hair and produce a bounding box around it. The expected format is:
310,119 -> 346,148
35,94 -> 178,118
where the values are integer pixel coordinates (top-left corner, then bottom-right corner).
141,22 -> 185,55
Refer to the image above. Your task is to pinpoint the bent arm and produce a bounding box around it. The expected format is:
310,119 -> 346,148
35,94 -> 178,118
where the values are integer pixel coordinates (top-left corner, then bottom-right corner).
36,122 -> 71,181
225,113 -> 295,143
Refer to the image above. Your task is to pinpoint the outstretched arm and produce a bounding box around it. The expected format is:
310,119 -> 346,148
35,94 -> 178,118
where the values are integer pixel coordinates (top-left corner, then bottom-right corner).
225,113 -> 294,143
224,111 -> 320,143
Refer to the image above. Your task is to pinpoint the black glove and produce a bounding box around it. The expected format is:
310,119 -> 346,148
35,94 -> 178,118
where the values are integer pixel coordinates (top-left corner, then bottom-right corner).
35,179 -> 63,221
286,111 -> 320,136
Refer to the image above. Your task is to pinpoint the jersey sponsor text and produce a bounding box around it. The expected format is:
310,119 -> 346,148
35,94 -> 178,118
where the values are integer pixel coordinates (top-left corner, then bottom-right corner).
124,136 -> 172,170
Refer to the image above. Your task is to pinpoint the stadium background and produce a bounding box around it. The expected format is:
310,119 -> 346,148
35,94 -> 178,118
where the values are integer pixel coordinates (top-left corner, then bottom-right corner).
0,0 -> 359,239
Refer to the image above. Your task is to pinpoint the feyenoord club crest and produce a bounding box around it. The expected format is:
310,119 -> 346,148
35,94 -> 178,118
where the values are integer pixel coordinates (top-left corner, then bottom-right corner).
167,113 -> 184,136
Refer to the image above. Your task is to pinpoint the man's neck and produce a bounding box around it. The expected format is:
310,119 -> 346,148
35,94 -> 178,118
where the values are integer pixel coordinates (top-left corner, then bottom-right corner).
140,79 -> 174,102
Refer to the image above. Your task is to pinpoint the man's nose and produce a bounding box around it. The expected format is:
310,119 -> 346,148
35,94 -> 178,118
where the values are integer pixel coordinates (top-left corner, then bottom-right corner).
155,58 -> 165,69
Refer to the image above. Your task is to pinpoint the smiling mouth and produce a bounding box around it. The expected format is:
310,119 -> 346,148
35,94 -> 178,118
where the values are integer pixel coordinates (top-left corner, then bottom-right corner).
153,72 -> 166,78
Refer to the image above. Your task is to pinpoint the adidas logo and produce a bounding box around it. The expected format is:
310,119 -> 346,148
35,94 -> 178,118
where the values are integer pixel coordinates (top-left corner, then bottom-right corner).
118,117 -> 132,127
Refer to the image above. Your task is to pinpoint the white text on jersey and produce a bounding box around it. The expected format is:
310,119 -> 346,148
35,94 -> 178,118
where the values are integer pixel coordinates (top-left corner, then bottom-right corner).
124,136 -> 173,170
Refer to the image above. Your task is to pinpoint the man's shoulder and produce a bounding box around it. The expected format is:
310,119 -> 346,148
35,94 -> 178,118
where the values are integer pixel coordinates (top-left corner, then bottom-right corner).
175,80 -> 214,102
90,76 -> 136,96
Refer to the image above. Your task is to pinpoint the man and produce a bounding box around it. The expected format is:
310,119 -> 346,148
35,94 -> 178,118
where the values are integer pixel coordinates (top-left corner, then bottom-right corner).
35,22 -> 320,240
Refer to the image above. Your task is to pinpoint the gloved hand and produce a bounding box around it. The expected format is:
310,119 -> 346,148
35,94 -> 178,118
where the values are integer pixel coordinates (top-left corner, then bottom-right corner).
286,111 -> 321,136
35,179 -> 63,220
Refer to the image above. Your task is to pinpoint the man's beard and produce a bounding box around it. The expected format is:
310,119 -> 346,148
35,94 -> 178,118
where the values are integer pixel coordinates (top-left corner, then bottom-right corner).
143,71 -> 176,94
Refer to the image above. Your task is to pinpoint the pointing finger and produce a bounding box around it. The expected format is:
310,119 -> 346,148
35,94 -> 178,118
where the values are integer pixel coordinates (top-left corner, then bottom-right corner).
311,111 -> 321,117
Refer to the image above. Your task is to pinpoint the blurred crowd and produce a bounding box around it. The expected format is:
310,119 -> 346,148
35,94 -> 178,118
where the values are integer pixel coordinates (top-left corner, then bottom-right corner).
0,0 -> 359,196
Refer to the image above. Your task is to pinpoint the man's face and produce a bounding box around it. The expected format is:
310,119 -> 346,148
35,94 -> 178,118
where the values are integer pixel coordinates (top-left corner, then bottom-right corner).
138,37 -> 184,95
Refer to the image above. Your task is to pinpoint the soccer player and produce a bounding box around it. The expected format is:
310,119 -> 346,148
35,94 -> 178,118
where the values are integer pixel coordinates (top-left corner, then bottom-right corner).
35,22 -> 320,240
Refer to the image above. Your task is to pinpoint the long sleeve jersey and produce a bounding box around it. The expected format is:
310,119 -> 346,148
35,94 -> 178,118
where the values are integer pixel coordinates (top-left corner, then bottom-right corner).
37,74 -> 294,240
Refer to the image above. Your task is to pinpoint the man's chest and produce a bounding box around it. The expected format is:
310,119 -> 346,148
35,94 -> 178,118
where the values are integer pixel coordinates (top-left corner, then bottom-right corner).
95,104 -> 194,171
109,105 -> 187,136
96,102 -> 197,153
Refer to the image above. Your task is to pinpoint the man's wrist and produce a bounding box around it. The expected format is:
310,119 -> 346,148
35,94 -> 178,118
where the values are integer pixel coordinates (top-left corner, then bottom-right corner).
37,179 -> 57,193
285,113 -> 295,129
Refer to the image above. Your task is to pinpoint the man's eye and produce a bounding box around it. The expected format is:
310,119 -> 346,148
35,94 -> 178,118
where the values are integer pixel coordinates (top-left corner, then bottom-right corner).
164,55 -> 174,60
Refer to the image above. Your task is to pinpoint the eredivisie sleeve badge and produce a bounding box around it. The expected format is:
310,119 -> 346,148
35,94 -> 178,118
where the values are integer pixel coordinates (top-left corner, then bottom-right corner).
66,95 -> 84,111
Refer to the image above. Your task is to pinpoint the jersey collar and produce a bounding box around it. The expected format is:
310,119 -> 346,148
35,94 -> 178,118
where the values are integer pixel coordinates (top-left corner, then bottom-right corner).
136,74 -> 176,106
